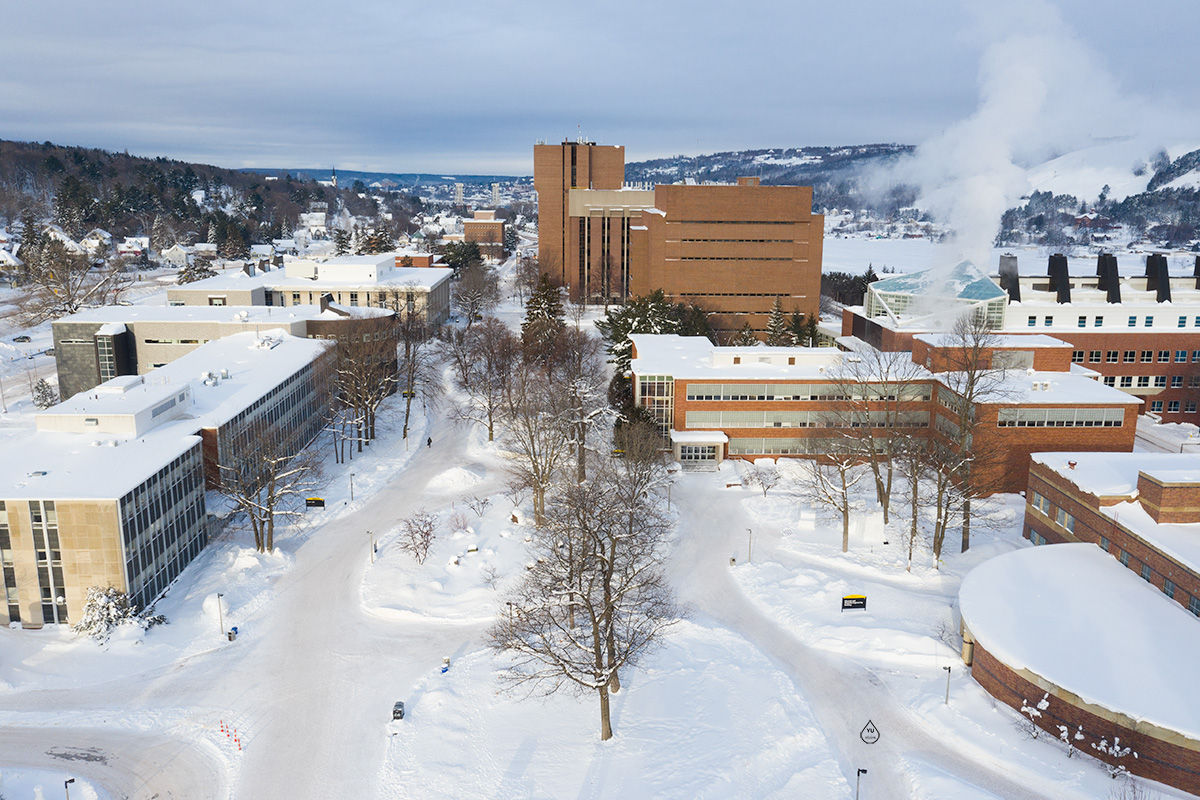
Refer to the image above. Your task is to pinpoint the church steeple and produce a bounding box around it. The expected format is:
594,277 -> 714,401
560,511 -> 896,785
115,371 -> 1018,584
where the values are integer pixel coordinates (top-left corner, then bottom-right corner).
331,167 -> 338,189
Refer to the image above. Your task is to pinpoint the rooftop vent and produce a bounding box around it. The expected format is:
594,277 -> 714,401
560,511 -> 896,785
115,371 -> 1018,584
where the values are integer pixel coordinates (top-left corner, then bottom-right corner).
998,253 -> 1021,302
1146,253 -> 1171,303
1096,253 -> 1121,304
1047,254 -> 1071,304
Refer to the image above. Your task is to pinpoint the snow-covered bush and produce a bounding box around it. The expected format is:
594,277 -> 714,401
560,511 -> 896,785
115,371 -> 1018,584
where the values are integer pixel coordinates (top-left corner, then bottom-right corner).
71,586 -> 166,641
33,378 -> 58,409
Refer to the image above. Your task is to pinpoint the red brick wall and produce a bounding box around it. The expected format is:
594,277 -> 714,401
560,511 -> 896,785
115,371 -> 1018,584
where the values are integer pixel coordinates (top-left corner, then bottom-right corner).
1024,463 -> 1200,616
1136,473 -> 1200,523
1044,331 -> 1200,416
970,642 -> 1200,795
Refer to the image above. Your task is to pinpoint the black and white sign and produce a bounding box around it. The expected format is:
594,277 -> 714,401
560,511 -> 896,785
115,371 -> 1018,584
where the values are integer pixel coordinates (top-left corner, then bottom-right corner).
842,595 -> 867,611
860,720 -> 880,744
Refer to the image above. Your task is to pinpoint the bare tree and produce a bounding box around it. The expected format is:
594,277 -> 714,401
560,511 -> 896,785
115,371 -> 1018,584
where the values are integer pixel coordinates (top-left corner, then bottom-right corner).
513,254 -> 542,306
828,347 -> 930,524
453,263 -> 501,326
399,509 -> 438,564
743,459 -> 781,497
333,316 -> 398,449
498,363 -> 573,525
933,311 -> 1012,553
216,431 -> 324,553
490,461 -> 678,740
382,289 -> 443,441
800,444 -> 868,553
555,325 -> 612,483
448,317 -> 520,441
20,241 -> 132,324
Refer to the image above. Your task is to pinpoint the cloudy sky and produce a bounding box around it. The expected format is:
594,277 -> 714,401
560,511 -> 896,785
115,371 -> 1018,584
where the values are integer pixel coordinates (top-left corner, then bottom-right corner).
2,0 -> 1196,175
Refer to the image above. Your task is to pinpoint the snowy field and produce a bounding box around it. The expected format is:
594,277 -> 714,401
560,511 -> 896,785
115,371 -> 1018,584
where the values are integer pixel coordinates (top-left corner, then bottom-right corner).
0,247 -> 1192,799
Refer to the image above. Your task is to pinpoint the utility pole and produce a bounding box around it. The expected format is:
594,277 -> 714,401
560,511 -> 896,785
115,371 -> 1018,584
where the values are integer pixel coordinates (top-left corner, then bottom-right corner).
747,528 -> 753,564
350,472 -> 355,502
368,530 -> 375,564
216,593 -> 225,638
944,665 -> 952,705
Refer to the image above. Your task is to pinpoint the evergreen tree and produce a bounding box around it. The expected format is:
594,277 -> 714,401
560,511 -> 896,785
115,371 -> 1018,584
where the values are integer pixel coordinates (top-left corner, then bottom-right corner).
732,321 -> 760,347
178,259 -> 217,284
595,289 -> 680,375
332,228 -> 351,255
220,226 -> 249,259
521,273 -> 565,356
764,296 -> 792,346
151,214 -> 172,253
33,378 -> 59,409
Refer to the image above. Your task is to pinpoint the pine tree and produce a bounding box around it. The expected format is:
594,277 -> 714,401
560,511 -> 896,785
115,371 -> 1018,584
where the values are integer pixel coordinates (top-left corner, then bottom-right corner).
764,297 -> 792,346
151,214 -> 172,254
33,378 -> 59,409
595,289 -> 682,374
178,260 -> 217,284
521,274 -> 565,356
333,228 -> 351,255
732,321 -> 760,347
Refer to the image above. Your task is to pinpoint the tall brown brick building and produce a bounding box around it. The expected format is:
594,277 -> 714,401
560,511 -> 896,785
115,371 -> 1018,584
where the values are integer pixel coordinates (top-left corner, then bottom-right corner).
534,140 -> 824,337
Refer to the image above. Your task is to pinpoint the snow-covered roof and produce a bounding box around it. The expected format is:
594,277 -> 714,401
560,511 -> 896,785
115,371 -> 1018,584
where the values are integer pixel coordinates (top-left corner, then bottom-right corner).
914,333 -> 1071,349
0,425 -> 201,501
670,430 -> 729,444
960,543 -> 1200,740
1032,451 -> 1200,497
630,334 -> 843,380
937,369 -> 1141,406
56,304 -> 329,325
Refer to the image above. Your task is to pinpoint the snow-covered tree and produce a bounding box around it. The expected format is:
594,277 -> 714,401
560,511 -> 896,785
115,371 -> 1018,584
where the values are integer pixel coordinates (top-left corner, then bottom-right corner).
453,263 -> 501,325
491,459 -> 678,740
521,273 -> 565,358
177,260 -> 217,284
447,318 -> 520,442
19,242 -> 133,325
731,321 -> 760,347
399,509 -> 438,564
72,586 -> 166,641
742,459 -> 781,497
332,228 -> 351,255
800,444 -> 868,553
764,297 -> 792,346
32,378 -> 59,409
594,289 -> 706,375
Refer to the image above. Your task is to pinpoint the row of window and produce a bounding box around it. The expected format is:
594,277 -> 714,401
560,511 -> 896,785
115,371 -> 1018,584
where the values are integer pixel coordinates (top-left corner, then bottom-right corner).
997,408 -> 1125,428
686,410 -> 930,429
1072,349 -> 1200,364
1032,314 -> 1200,329
685,383 -> 928,402
1100,375 -> 1198,389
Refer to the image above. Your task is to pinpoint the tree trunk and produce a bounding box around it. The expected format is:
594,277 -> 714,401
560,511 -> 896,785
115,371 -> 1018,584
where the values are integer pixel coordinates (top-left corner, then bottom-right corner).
908,474 -> 918,572
599,686 -> 612,741
961,496 -> 972,553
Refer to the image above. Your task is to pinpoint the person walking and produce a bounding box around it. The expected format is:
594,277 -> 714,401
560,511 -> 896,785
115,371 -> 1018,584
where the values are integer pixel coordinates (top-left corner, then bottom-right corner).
427,437 -> 432,448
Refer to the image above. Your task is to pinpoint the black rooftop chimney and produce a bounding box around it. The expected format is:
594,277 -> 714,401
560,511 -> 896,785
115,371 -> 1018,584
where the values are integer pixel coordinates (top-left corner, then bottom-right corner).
1048,253 -> 1071,304
1148,253 -> 1171,303
1194,255 -> 1200,290
1098,253 -> 1121,304
998,253 -> 1020,301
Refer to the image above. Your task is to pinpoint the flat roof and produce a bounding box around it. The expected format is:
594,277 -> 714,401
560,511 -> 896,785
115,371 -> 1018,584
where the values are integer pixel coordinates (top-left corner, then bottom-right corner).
940,369 -> 1141,406
630,334 -> 845,380
960,543 -> 1200,740
0,425 -> 201,501
1032,451 -> 1200,497
914,333 -> 1071,349
54,304 -> 327,324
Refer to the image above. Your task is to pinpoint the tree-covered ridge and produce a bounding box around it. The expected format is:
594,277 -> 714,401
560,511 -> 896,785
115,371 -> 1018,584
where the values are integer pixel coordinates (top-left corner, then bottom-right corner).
0,138 -> 422,249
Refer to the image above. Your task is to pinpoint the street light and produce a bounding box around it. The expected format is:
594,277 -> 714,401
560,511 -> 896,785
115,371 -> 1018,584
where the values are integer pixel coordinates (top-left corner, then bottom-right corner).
855,768 -> 867,800
64,778 -> 75,800
216,592 -> 225,638
747,528 -> 753,564
350,473 -> 355,502
368,530 -> 375,564
944,665 -> 952,705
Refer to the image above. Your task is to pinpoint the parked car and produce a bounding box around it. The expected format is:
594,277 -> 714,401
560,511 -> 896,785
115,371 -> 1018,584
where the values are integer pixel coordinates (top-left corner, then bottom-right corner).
392,701 -> 405,720
13,335 -> 31,343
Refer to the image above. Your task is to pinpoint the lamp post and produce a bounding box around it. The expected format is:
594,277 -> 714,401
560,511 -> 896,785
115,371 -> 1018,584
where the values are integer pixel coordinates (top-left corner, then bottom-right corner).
667,481 -> 674,511
350,473 -> 355,502
216,592 -> 225,637
747,528 -> 753,564
368,530 -> 375,564
855,769 -> 867,800
65,778 -> 75,799
944,665 -> 952,705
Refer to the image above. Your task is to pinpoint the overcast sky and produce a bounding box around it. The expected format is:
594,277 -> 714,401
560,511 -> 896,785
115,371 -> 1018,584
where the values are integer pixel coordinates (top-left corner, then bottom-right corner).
2,0 -> 1196,175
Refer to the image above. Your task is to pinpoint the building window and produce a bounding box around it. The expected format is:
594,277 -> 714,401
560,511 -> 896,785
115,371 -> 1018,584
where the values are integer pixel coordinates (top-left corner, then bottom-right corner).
1044,316 -> 1053,327
1077,316 -> 1087,328
1137,376 -> 1150,387
1089,351 -> 1101,363
1055,507 -> 1075,533
733,357 -> 740,365
1172,376 -> 1183,388
1027,316 -> 1037,327
1128,316 -> 1137,327
1094,316 -> 1103,327
292,292 -> 300,305
1190,377 -> 1200,389
1141,350 -> 1153,362
1159,350 -> 1170,363
1168,401 -> 1180,413
1120,376 -> 1133,388
1099,536 -> 1109,552
1071,351 -> 1084,364
1187,402 -> 1197,413
1119,549 -> 1130,566
349,292 -> 359,306
1031,492 -> 1052,515
1122,350 -> 1134,363
1145,316 -> 1154,327
1106,351 -> 1118,363
1103,376 -> 1116,387
1154,376 -> 1167,388
1189,596 -> 1200,617
1151,400 -> 1164,413
1177,350 -> 1189,362
1141,563 -> 1152,581
1193,350 -> 1200,362
1029,529 -> 1046,546
1180,316 -> 1188,328
1164,578 -> 1176,598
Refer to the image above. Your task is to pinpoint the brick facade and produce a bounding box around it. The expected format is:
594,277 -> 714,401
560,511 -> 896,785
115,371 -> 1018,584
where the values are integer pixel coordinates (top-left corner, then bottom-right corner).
1024,460 -> 1200,617
969,641 -> 1200,795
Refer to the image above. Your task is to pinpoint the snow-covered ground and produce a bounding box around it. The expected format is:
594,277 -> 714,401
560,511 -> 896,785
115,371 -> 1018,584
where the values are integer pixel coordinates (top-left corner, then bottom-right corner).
0,247 -> 1190,799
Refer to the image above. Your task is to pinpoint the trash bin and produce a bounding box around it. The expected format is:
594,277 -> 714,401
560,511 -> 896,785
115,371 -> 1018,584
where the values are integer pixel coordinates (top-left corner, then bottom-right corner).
227,630 -> 237,641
